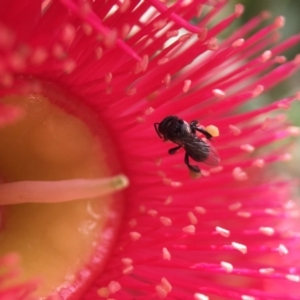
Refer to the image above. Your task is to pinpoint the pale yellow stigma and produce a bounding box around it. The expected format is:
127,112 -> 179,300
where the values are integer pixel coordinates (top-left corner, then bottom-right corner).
0,174 -> 129,205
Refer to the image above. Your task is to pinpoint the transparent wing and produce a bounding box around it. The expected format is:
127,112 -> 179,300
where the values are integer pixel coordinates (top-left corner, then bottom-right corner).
181,136 -> 220,167
202,142 -> 220,166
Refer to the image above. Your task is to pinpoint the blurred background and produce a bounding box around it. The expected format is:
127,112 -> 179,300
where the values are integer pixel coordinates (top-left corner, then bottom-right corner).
234,0 -> 300,179
235,0 -> 300,122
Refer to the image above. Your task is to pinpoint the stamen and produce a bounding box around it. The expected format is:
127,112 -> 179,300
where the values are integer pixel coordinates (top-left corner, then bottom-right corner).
0,174 -> 129,205
228,202 -> 242,211
259,227 -> 275,236
252,159 -> 265,168
179,33 -> 192,42
195,206 -> 206,214
148,209 -> 158,217
207,37 -> 219,50
232,242 -> 247,254
187,212 -> 198,224
285,274 -> 300,282
160,216 -> 172,226
129,232 -> 141,241
277,244 -> 288,255
212,89 -> 225,98
240,144 -> 255,153
231,38 -> 244,47
121,258 -> 133,266
108,281 -> 121,294
237,211 -> 251,218
183,79 -> 192,93
128,218 -> 137,228
229,124 -> 241,136
232,167 -> 248,181
216,226 -> 230,237
183,225 -> 196,235
259,268 -> 275,274
242,295 -> 255,300
194,293 -> 209,300
162,247 -> 171,261
220,261 -> 233,273
123,265 -> 133,275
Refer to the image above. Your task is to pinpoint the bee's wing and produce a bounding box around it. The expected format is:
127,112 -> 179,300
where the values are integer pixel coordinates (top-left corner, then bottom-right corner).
202,142 -> 220,166
182,136 -> 220,167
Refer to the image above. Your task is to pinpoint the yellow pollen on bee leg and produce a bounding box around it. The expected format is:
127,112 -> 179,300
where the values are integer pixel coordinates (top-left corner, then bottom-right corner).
205,125 -> 219,137
189,169 -> 201,179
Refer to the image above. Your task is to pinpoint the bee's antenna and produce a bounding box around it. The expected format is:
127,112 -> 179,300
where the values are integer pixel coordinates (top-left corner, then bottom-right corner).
154,123 -> 163,138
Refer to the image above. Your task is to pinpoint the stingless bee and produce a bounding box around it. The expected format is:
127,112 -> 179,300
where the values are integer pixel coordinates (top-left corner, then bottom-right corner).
154,115 -> 220,173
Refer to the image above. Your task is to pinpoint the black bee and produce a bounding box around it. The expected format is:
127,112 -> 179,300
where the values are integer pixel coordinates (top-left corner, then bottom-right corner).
154,116 -> 220,173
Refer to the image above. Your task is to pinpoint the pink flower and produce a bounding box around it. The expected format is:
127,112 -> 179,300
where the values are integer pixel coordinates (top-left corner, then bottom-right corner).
1,0 -> 300,299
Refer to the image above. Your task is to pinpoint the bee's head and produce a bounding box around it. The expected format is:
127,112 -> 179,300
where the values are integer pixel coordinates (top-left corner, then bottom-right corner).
158,116 -> 184,140
158,116 -> 178,135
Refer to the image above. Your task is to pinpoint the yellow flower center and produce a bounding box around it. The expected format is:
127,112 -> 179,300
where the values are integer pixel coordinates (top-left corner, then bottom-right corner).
0,92 -> 126,297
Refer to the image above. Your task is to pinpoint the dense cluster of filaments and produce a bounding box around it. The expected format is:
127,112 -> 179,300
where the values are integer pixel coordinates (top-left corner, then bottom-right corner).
1,0 -> 300,299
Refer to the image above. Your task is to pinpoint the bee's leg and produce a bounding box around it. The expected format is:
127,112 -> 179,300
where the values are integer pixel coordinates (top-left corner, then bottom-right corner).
189,120 -> 198,134
154,123 -> 163,138
168,145 -> 182,155
190,120 -> 199,126
184,152 -> 200,173
194,127 -> 213,140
